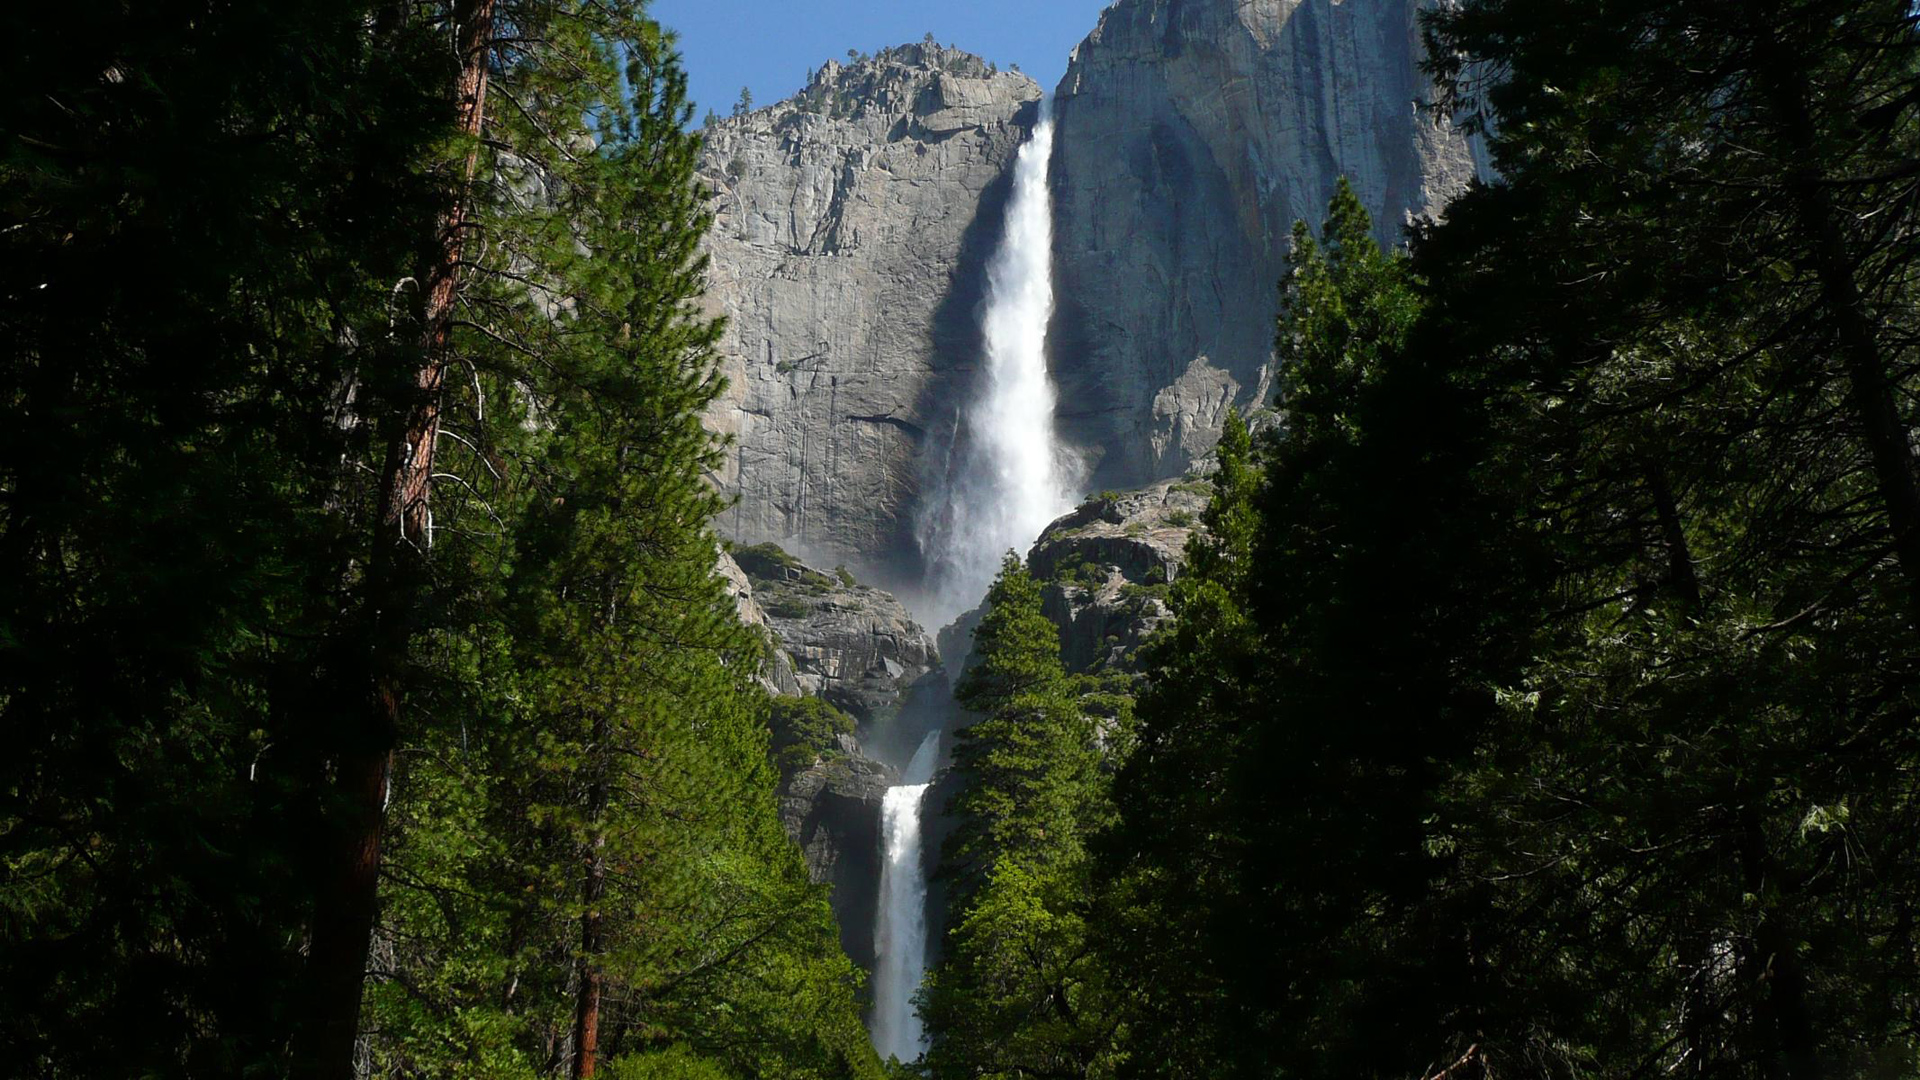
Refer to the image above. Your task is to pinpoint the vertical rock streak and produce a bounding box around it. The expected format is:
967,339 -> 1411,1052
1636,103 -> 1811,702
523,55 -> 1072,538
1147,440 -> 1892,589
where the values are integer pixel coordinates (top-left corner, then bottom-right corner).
920,100 -> 1074,627
871,732 -> 942,1061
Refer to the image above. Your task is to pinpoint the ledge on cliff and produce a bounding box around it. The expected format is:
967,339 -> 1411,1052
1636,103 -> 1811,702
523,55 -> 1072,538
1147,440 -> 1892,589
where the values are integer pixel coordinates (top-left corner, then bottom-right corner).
1026,475 -> 1213,674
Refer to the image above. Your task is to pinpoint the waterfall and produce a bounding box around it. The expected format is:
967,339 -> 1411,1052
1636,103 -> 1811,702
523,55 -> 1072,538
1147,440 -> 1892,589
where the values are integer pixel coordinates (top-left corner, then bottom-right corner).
916,98 -> 1074,628
871,96 -> 1069,1063
871,731 -> 942,1062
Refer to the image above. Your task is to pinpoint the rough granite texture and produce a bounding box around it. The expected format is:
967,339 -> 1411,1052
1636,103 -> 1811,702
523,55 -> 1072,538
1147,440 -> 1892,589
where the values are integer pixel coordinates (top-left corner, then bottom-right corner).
778,748 -> 895,971
1027,477 -> 1212,673
731,544 -> 939,725
1049,0 -> 1487,488
697,4 -> 1482,583
723,543 -> 943,972
697,46 -> 1043,585
716,548 -> 802,696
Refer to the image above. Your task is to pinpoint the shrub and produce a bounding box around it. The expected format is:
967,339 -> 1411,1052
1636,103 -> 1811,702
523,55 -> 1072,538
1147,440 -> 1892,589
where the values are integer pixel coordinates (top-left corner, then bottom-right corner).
765,597 -> 813,620
768,695 -> 856,772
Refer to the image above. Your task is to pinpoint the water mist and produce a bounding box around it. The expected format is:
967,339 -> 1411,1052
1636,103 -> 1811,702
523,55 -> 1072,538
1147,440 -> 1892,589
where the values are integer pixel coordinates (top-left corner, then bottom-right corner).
916,98 -> 1075,628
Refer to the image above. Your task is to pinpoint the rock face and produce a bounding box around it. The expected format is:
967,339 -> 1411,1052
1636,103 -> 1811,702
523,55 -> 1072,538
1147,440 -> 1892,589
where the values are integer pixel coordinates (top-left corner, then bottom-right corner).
1027,476 -> 1213,673
698,46 -> 1044,586
778,748 -> 896,970
731,543 -> 938,725
1049,0 -> 1487,488
716,548 -> 803,696
697,4 -> 1483,589
721,543 -> 941,969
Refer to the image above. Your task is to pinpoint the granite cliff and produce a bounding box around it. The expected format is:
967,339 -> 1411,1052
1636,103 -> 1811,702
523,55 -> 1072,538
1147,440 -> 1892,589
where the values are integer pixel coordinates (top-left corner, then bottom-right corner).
1049,0 -> 1486,487
721,544 -> 945,972
1028,477 -> 1211,674
698,2 -> 1481,590
698,46 -> 1043,593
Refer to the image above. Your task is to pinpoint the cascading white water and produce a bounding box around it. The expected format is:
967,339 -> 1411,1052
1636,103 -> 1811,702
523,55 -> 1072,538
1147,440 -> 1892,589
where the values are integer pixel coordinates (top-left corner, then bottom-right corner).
871,731 -> 942,1062
873,98 -> 1070,1063
916,99 -> 1075,627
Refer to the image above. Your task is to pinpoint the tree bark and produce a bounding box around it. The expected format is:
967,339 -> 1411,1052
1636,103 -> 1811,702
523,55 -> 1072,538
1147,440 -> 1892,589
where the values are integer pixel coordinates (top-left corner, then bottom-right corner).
1648,464 -> 1701,608
296,2 -> 495,1076
571,840 -> 607,1080
572,716 -> 611,1080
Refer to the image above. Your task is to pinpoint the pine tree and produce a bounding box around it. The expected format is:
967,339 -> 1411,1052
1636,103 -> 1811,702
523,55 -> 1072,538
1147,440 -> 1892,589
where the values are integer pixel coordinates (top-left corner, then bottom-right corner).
1404,1 -> 1920,1072
0,2 -> 443,1074
922,555 -> 1120,1080
1103,185 -> 1533,1078
301,0 -> 497,1066
351,5 -> 881,1077
941,555 -> 1090,904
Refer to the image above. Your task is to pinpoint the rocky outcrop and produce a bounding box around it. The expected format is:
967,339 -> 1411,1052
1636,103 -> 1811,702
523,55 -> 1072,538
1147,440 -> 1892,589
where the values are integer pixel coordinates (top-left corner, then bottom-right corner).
698,46 -> 1043,585
778,747 -> 896,970
731,543 -> 938,724
727,545 -> 945,970
717,547 -> 804,696
1027,476 -> 1213,673
1049,0 -> 1487,487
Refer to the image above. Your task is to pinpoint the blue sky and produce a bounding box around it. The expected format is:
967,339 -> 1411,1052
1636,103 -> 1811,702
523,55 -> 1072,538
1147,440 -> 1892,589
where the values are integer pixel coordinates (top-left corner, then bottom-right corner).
650,1 -> 1116,121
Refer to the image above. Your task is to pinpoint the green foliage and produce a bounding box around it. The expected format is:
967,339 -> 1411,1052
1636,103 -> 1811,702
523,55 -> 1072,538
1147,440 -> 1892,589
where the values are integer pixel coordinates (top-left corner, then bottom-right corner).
1100,186 -> 1522,1078
1117,582 -> 1169,604
0,1 -> 446,1072
919,859 -> 1124,1080
922,555 -> 1126,1078
0,2 -> 880,1077
943,555 -> 1089,900
769,696 -> 857,772
765,598 -> 817,620
1095,4 -> 1920,1072
1047,551 -> 1108,588
606,1045 -> 737,1080
735,543 -> 838,589
357,7 -> 881,1077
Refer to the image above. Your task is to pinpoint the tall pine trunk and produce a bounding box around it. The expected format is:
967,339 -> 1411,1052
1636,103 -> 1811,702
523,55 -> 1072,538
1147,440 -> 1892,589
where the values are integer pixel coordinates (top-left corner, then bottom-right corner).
1648,464 -> 1701,608
298,2 -> 495,1075
1738,810 -> 1819,1080
572,713 -> 611,1080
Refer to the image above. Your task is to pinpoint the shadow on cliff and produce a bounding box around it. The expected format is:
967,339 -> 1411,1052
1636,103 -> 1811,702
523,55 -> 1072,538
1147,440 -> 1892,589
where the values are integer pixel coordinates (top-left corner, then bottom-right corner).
1045,0 -> 1438,494
861,96 -> 1044,618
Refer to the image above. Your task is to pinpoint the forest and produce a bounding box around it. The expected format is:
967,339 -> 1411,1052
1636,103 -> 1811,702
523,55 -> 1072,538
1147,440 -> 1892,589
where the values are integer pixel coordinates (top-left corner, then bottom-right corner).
3,0 -> 1918,1079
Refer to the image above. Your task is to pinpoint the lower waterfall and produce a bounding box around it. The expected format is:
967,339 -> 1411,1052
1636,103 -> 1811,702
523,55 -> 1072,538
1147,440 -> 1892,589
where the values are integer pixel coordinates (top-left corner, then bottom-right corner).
871,732 -> 942,1062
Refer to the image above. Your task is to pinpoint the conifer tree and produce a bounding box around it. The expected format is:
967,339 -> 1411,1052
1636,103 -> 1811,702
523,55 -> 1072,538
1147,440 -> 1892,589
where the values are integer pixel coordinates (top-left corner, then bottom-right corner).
1404,1 -> 1920,1073
941,555 -> 1091,905
1104,185 -> 1531,1079
348,5 -> 881,1078
1,2 -> 443,1074
922,555 -> 1120,1080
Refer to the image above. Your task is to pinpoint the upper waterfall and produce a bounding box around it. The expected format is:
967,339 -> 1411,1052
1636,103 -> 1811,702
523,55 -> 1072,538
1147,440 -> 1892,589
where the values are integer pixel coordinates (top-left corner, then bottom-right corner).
918,99 -> 1075,627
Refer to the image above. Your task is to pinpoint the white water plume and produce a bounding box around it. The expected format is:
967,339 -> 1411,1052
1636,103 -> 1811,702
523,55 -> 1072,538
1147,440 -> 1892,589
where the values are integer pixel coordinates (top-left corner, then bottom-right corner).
917,99 -> 1075,626
871,731 -> 942,1062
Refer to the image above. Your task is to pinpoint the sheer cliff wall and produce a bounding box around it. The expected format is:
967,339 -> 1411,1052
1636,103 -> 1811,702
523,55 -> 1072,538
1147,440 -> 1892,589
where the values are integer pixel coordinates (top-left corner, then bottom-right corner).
697,46 -> 1042,596
698,3 -> 1485,591
1049,0 -> 1485,486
